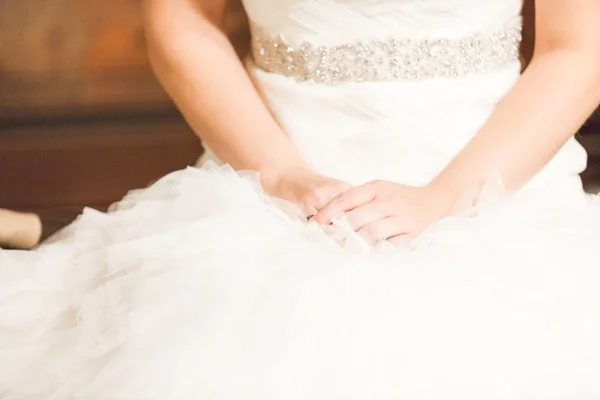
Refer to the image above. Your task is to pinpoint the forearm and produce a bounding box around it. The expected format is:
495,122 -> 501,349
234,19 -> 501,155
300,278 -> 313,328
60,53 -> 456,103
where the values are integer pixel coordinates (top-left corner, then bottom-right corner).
430,50 -> 600,203
144,1 -> 307,181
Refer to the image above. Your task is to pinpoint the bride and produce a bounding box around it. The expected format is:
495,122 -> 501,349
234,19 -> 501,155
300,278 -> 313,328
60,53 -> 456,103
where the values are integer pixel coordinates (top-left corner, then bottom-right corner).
2,0 -> 600,398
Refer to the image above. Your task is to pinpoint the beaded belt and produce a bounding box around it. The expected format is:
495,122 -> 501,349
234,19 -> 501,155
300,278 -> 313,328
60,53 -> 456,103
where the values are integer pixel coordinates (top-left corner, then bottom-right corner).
251,21 -> 522,85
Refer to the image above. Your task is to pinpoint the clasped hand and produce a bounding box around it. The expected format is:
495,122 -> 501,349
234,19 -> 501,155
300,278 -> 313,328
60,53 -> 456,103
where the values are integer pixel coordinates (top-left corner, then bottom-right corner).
313,180 -> 453,245
264,169 -> 454,245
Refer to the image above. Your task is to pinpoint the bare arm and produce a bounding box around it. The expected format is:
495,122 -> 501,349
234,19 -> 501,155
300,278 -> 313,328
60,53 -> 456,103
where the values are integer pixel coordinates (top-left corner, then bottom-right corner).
429,0 -> 600,200
142,0 -> 306,184
312,0 -> 600,239
142,0 -> 351,213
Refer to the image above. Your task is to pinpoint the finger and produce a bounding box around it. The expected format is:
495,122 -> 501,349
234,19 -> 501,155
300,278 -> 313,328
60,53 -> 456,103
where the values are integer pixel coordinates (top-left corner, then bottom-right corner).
313,184 -> 377,225
304,186 -> 351,221
292,201 -> 318,219
303,182 -> 352,215
357,216 -> 410,244
305,205 -> 320,217
387,233 -> 417,246
345,200 -> 393,231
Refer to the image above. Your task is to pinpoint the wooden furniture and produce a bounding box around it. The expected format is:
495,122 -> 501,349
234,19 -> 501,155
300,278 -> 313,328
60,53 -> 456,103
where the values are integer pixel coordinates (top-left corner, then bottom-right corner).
0,0 -> 248,239
0,0 -> 174,121
0,0 -> 202,218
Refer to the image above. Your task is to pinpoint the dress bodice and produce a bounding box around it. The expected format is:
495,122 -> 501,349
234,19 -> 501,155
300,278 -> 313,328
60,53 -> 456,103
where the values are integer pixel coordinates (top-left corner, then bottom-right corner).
242,0 -> 523,84
202,0 -> 584,192
241,0 -> 523,46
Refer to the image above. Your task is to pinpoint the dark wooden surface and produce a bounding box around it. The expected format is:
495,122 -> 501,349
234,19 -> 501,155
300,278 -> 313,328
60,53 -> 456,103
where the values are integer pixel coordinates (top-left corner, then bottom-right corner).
1,116 -> 202,209
1,115 -> 203,240
0,0 -> 247,239
0,0 -> 174,122
0,0 -> 249,123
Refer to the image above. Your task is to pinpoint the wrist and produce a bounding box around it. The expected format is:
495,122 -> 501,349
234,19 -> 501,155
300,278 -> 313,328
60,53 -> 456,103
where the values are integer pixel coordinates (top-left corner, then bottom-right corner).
258,161 -> 311,194
425,177 -> 479,216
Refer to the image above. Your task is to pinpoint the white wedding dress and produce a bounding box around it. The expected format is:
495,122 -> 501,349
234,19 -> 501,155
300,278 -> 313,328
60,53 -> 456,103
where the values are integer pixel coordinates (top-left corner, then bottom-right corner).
3,0 -> 600,398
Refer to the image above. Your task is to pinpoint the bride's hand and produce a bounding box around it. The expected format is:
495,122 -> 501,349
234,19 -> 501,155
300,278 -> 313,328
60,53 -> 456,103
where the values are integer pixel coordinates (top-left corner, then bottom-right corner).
312,180 -> 455,245
262,168 -> 352,215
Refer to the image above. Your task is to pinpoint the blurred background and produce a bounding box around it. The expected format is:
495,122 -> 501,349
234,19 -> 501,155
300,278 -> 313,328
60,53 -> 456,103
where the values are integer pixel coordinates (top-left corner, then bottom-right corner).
0,0 -> 599,240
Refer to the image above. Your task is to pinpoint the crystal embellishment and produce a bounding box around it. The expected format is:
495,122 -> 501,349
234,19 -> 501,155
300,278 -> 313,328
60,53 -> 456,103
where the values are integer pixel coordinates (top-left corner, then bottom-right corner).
251,21 -> 522,85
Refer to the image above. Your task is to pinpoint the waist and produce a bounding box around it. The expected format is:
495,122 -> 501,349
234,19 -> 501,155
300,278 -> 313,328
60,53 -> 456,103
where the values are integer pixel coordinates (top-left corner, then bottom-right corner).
250,19 -> 522,85
248,60 -> 521,121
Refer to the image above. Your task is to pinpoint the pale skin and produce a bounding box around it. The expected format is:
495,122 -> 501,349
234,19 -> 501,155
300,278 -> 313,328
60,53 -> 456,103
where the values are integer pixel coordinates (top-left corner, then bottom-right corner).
143,0 -> 351,216
144,0 -> 600,245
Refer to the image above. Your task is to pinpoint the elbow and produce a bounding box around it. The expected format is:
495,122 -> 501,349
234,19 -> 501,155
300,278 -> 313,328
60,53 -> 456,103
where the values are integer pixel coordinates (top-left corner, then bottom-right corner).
140,4 -> 165,77
140,0 -> 168,57
534,33 -> 600,78
141,0 -> 185,86
140,0 -> 168,32
141,0 -> 193,73
141,0 -> 222,89
532,43 -> 600,91
578,47 -> 600,96
590,50 -> 600,91
143,0 -> 224,28
577,43 -> 600,89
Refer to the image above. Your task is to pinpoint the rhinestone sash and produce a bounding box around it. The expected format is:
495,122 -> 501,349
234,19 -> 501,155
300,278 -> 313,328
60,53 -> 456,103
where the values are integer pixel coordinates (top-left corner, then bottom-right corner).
251,21 -> 522,85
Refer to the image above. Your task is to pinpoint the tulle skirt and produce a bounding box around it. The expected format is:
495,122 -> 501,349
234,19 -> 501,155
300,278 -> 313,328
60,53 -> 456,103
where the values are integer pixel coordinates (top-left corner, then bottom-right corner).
2,160 -> 600,399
